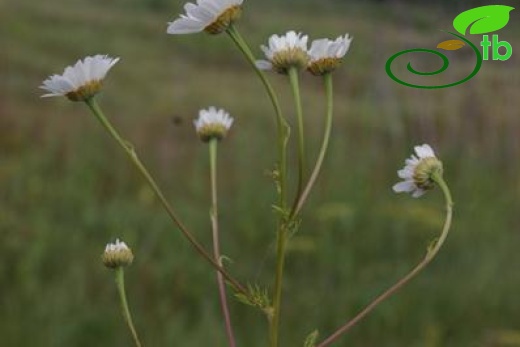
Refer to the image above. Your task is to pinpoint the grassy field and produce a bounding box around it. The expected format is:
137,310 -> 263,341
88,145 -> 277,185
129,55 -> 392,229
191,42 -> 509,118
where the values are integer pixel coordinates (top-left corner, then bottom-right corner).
3,0 -> 520,346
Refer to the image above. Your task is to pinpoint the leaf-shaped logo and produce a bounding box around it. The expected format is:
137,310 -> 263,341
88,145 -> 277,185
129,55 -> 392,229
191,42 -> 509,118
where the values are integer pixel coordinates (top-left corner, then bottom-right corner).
453,5 -> 514,35
437,39 -> 465,51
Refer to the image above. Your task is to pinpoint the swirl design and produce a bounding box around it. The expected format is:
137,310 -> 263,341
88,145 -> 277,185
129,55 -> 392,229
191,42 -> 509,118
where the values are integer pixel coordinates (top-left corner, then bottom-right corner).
385,32 -> 483,89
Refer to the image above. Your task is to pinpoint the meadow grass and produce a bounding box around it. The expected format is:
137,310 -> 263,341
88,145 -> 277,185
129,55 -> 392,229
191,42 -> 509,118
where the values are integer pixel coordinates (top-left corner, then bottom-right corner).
2,0 -> 520,346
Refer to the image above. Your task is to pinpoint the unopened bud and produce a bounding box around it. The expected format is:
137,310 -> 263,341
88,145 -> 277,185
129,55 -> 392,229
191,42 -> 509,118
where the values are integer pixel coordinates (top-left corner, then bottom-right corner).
102,239 -> 134,269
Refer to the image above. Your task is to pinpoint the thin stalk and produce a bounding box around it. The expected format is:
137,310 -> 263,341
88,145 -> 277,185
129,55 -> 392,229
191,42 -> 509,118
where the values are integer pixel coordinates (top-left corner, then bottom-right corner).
268,65 -> 307,347
292,73 -> 333,217
225,25 -> 291,347
317,174 -> 453,347
288,67 -> 305,214
115,268 -> 143,347
270,222 -> 288,347
226,24 -> 290,208
209,138 -> 236,347
84,98 -> 248,298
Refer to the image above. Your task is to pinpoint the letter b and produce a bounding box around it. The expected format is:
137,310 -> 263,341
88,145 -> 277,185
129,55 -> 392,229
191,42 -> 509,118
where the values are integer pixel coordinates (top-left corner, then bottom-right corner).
492,34 -> 512,61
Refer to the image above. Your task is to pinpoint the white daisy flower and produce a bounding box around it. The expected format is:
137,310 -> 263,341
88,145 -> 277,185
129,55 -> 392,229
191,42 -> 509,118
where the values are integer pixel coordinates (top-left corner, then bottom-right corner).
40,55 -> 119,102
194,106 -> 234,142
393,144 -> 443,198
102,239 -> 134,269
308,33 -> 353,75
167,0 -> 243,35
256,31 -> 310,74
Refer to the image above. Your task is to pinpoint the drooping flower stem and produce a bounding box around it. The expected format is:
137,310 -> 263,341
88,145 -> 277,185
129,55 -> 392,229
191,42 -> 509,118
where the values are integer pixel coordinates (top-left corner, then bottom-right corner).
226,24 -> 290,208
288,67 -> 306,213
292,73 -> 333,217
114,268 -> 143,347
317,174 -> 453,347
209,138 -> 237,347
84,98 -> 249,298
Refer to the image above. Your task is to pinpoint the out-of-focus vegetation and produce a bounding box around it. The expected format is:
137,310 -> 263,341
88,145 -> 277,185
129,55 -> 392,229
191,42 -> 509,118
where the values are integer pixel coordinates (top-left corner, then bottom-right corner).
2,0 -> 520,346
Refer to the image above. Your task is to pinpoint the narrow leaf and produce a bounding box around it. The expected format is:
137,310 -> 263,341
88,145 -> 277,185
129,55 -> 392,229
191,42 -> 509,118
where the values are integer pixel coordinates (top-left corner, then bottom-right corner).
304,330 -> 319,347
453,5 -> 514,35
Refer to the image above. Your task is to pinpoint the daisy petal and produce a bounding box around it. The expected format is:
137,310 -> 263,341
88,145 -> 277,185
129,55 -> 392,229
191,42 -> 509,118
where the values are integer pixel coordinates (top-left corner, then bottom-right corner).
166,0 -> 243,35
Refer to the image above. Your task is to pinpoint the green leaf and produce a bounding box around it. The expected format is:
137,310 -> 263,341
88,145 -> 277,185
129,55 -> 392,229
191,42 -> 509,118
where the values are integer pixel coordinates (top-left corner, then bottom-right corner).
234,284 -> 271,311
452,5 -> 514,35
303,330 -> 319,347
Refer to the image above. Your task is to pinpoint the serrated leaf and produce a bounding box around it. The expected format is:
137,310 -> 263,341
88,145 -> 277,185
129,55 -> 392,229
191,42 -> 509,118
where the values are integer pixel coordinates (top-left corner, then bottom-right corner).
436,39 -> 465,51
453,5 -> 514,35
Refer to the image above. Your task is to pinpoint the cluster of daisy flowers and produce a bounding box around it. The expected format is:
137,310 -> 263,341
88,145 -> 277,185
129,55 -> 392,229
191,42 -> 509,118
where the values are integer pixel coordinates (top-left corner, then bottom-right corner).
39,55 -> 233,142
166,0 -> 352,75
39,0 -> 442,199
256,31 -> 353,75
38,1 -> 452,345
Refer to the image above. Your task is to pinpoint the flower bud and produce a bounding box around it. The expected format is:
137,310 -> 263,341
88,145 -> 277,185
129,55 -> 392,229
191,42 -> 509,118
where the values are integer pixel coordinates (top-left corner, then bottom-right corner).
102,239 -> 134,269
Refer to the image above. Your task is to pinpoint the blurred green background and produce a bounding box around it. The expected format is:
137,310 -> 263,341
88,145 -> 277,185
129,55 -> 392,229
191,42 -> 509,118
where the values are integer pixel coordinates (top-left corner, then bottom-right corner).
3,0 -> 520,346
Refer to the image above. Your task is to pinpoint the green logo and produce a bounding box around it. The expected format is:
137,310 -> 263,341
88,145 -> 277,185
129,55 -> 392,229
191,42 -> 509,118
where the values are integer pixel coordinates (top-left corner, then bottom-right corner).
386,5 -> 514,89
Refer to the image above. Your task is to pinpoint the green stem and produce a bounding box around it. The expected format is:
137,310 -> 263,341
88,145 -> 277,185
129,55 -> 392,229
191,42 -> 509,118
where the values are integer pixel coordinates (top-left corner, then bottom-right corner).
270,222 -> 288,347
288,67 -> 305,215
268,66 -> 307,347
317,175 -> 453,347
115,268 -> 143,347
84,98 -> 249,298
226,24 -> 290,208
209,139 -> 236,347
293,73 -> 333,217
225,25 -> 291,347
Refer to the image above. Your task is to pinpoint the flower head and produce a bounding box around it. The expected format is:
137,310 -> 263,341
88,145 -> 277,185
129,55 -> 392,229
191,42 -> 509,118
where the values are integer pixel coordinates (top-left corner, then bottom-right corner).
393,144 -> 443,198
40,55 -> 119,102
256,31 -> 309,74
102,239 -> 134,269
167,0 -> 243,35
308,34 -> 352,75
194,107 -> 234,142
